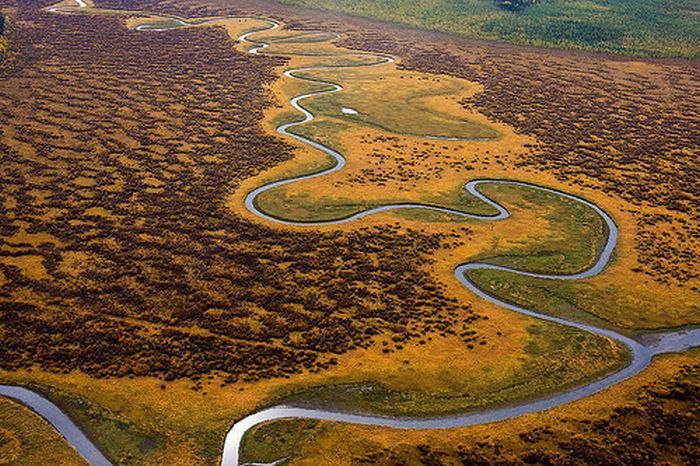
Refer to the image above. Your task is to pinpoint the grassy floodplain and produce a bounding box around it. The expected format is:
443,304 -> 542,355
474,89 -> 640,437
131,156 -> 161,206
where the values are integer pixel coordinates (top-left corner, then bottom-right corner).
236,18 -> 698,343
242,349 -> 700,463
0,1 -> 697,465
230,14 -> 698,463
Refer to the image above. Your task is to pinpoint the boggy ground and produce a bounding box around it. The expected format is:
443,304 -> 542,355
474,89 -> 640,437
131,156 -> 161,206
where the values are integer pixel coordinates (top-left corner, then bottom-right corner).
246,349 -> 700,465
0,0 -> 698,464
226,6 -> 699,334
124,0 -> 699,330
0,2 -> 487,462
0,6 -> 627,463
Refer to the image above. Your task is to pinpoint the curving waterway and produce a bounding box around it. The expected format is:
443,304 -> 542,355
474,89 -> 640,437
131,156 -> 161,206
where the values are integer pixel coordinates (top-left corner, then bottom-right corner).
1,2 -> 695,465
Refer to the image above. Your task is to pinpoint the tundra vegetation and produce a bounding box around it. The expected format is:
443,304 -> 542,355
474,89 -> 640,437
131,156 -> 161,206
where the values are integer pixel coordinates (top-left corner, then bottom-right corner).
245,350 -> 700,465
0,0 -> 698,464
0,397 -> 87,465
272,0 -> 700,57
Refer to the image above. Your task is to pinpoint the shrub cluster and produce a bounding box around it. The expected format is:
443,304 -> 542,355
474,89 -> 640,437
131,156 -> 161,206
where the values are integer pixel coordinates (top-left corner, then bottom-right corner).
0,2 -> 480,383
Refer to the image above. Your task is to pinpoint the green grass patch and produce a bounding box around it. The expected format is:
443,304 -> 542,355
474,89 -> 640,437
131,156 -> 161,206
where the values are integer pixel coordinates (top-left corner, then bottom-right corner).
261,320 -> 629,417
255,189 -> 374,222
297,68 -> 499,140
465,267 -> 700,331
11,382 -> 165,465
240,419 -> 318,464
471,182 -> 608,274
136,19 -> 186,30
264,31 -> 337,43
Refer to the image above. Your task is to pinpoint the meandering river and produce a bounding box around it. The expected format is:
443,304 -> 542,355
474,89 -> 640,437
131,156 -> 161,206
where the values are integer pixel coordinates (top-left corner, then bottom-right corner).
1,2 -> 696,465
